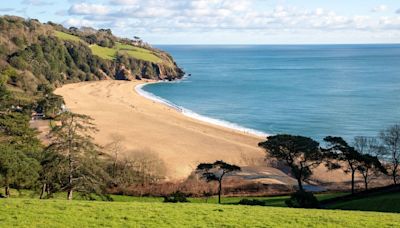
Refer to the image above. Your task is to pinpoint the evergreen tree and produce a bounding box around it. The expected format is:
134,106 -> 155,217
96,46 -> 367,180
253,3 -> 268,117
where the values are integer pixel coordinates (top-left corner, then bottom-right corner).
259,135 -> 322,191
0,144 -> 40,197
323,136 -> 363,194
0,113 -> 42,197
46,112 -> 109,200
196,160 -> 240,204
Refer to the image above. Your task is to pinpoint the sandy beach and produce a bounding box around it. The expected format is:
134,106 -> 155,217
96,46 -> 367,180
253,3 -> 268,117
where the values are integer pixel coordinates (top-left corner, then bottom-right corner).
55,80 -> 266,179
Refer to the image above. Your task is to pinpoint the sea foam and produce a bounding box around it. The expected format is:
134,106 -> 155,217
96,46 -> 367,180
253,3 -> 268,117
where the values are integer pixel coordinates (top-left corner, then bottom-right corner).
135,82 -> 269,138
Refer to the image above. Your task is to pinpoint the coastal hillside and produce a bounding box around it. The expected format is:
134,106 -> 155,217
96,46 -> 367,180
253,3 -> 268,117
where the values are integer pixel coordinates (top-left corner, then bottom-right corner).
0,15 -> 184,94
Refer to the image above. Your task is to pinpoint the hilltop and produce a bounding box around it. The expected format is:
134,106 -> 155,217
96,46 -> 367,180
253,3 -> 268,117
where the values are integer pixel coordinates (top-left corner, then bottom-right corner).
0,15 -> 184,95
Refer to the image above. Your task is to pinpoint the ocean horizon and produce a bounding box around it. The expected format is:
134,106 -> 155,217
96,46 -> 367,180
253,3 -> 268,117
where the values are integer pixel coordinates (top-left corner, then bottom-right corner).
143,44 -> 400,142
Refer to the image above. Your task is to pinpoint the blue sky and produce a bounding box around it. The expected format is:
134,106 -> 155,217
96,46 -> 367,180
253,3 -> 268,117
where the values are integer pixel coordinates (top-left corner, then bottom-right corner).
1,0 -> 400,44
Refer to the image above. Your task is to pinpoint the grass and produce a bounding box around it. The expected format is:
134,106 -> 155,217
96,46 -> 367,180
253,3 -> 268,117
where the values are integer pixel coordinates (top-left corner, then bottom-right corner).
3,190 -> 398,226
54,31 -> 162,63
116,43 -> 163,63
6,189 -> 345,206
187,192 -> 347,206
90,43 -> 162,63
89,44 -> 116,60
0,198 -> 399,227
54,31 -> 82,42
327,191 -> 400,213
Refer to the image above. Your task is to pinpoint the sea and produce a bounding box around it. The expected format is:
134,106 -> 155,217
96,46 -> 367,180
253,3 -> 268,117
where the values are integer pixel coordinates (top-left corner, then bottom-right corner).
139,45 -> 400,142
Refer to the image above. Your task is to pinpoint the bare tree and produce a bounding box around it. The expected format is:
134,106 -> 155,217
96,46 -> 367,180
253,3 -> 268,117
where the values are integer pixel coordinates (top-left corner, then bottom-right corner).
379,124 -> 400,185
110,149 -> 167,187
104,134 -> 126,178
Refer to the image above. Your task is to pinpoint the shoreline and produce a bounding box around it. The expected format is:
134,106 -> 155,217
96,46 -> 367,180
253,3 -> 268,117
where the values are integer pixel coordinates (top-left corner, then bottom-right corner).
135,81 -> 269,138
55,80 -> 266,179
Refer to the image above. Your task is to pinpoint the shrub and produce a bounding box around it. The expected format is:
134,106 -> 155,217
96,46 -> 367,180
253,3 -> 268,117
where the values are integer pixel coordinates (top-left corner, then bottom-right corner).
163,191 -> 189,203
238,199 -> 266,206
285,190 -> 320,208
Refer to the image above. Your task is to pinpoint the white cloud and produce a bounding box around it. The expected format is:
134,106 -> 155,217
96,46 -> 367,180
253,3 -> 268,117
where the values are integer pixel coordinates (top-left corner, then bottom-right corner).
68,3 -> 109,16
380,16 -> 400,29
62,0 -> 400,37
371,5 -> 388,13
63,18 -> 94,28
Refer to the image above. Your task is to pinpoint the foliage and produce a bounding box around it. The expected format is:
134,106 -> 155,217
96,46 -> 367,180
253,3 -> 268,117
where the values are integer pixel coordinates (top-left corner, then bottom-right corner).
379,124 -> 400,185
0,112 -> 42,197
46,112 -> 109,200
0,15 -> 183,95
35,93 -> 64,118
196,160 -> 240,204
163,191 -> 189,203
0,83 -> 13,111
323,136 -> 363,194
0,144 -> 41,197
259,134 -> 322,191
238,199 -> 266,206
0,112 -> 42,155
285,190 -> 320,208
357,153 -> 387,190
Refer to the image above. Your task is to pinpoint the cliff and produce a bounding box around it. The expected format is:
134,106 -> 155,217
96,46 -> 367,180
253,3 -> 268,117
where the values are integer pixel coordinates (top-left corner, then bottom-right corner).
0,15 -> 184,94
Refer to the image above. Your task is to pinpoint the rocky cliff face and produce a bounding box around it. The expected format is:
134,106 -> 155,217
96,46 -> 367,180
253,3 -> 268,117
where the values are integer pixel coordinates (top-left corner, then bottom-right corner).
114,53 -> 184,81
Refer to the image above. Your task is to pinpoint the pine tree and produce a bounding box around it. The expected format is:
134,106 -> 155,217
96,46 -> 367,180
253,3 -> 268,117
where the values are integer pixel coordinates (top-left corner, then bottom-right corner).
47,112 -> 109,200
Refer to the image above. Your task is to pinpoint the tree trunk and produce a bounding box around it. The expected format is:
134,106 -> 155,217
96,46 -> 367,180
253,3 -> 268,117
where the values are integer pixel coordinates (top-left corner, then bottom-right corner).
67,164 -> 73,200
351,170 -> 355,194
297,177 -> 304,192
5,185 -> 10,198
363,176 -> 368,191
67,189 -> 73,200
393,168 -> 397,185
218,180 -> 222,204
40,183 -> 46,199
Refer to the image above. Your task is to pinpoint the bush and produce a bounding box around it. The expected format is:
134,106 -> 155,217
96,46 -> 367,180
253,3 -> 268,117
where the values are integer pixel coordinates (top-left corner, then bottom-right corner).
238,199 -> 266,206
163,191 -> 189,203
285,190 -> 319,208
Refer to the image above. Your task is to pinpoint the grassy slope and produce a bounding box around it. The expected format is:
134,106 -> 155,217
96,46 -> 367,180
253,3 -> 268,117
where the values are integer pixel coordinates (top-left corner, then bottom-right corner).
8,189 -> 344,206
0,199 -> 399,227
116,43 -> 162,63
327,192 -> 400,213
54,31 -> 162,63
54,31 -> 82,42
89,44 -> 116,60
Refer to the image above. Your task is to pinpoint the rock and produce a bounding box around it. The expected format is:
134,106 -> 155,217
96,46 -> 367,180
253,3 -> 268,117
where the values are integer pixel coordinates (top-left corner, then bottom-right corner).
115,65 -> 135,81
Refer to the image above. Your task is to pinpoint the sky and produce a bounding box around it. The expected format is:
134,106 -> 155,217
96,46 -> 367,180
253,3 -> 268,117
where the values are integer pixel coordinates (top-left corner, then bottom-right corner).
1,0 -> 400,44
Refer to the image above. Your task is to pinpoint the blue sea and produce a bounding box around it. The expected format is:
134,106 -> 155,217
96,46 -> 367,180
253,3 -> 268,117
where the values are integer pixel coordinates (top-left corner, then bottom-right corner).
142,45 -> 400,142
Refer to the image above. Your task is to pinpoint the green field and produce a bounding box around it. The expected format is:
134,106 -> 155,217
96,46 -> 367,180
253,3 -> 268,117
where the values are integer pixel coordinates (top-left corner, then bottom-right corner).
54,31 -> 82,42
54,31 -> 162,63
116,43 -> 162,63
90,43 -> 162,63
89,44 -> 116,60
6,189 -> 344,206
327,192 -> 400,213
0,198 -> 399,227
